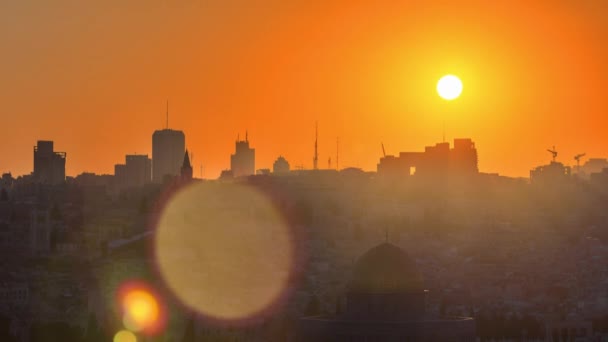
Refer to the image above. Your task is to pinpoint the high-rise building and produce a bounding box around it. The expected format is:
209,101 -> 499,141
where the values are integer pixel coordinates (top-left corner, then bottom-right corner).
152,129 -> 185,183
33,141 -> 66,184
530,161 -> 571,184
114,154 -> 151,189
230,134 -> 255,177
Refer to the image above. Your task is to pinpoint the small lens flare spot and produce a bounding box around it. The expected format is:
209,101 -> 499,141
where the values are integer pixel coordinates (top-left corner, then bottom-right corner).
122,290 -> 159,332
116,281 -> 166,335
114,330 -> 137,342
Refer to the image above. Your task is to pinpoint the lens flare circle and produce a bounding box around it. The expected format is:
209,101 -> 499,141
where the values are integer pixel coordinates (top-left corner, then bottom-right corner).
154,182 -> 294,323
122,290 -> 159,332
114,330 -> 137,342
437,74 -> 463,100
116,281 -> 166,335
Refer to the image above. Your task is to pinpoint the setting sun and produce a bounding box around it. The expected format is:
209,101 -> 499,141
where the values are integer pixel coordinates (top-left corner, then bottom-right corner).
437,75 -> 463,100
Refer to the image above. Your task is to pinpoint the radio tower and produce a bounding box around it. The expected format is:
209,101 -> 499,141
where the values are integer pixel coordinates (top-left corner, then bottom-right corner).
313,122 -> 319,170
336,137 -> 339,171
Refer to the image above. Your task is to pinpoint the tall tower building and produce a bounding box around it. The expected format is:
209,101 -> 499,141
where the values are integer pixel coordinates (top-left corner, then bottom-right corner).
33,141 -> 66,184
152,129 -> 185,183
230,133 -> 255,177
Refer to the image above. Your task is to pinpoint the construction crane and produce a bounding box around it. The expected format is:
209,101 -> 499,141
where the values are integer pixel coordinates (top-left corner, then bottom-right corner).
381,143 -> 386,158
547,146 -> 558,162
574,153 -> 586,171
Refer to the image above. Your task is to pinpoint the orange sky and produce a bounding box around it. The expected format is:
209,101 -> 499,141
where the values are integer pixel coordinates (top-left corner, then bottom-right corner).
1,1 -> 607,178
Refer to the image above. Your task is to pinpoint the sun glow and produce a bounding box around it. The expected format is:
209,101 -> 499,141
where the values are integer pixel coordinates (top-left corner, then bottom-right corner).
437,75 -> 463,100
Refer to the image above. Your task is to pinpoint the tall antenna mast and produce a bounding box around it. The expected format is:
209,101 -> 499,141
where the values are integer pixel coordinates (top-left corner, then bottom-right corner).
313,122 -> 318,170
166,100 -> 169,129
336,137 -> 339,171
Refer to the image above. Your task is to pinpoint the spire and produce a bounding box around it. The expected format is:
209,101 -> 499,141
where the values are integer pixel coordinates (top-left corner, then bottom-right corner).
181,150 -> 193,180
182,150 -> 191,168
166,100 -> 169,129
246,130 -> 248,142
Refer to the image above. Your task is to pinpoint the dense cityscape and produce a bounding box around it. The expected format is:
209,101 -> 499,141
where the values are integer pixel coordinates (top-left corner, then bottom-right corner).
1,122 -> 608,341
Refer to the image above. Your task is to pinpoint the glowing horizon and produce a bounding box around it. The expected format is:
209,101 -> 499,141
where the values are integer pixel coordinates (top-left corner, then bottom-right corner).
2,2 -> 607,178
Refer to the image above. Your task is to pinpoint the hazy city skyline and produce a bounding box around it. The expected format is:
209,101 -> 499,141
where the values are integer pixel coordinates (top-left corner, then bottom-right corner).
0,131 -> 600,180
2,2 -> 608,178
4,2 -> 608,341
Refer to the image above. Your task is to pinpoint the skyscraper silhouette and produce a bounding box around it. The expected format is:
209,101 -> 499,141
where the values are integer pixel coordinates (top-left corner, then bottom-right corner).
152,129 -> 185,183
230,133 -> 255,177
33,141 -> 66,184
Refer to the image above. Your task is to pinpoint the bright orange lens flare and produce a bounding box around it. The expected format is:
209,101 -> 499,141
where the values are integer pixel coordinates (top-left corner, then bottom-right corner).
154,182 -> 294,323
114,330 -> 137,342
437,74 -> 463,100
122,290 -> 159,332
116,281 -> 166,335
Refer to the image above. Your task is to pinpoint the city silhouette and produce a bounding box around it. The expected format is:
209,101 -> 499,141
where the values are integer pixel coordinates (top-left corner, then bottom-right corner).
2,2 -> 608,342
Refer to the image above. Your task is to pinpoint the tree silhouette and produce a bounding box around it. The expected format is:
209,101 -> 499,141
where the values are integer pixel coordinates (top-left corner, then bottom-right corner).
50,203 -> 62,220
439,299 -> 447,316
304,295 -> 321,316
84,313 -> 107,342
139,197 -> 148,214
0,188 -> 8,201
0,315 -> 17,342
335,296 -> 343,315
182,316 -> 196,342
30,322 -> 81,342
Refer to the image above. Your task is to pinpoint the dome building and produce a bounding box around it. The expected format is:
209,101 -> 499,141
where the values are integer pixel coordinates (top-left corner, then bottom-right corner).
273,156 -> 290,174
299,242 -> 475,341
